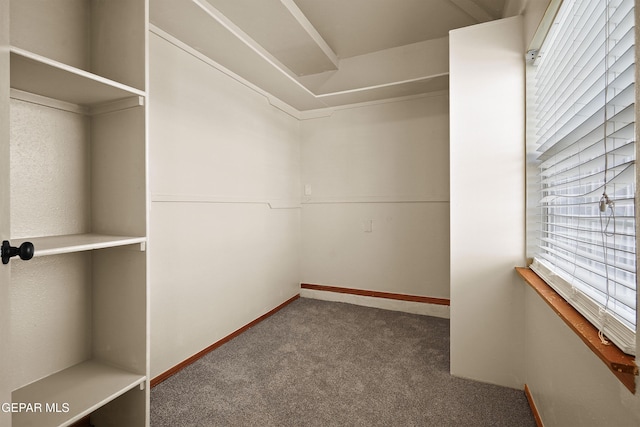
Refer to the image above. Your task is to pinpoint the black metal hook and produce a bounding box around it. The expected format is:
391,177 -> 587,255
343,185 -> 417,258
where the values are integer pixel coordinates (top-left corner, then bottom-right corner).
1,240 -> 34,264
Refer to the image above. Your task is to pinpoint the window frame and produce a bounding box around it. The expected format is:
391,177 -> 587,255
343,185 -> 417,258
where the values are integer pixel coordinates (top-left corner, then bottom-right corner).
525,0 -> 637,356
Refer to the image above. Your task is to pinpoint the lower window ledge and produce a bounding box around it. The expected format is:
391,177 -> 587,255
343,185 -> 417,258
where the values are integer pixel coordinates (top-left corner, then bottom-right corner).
516,267 -> 638,394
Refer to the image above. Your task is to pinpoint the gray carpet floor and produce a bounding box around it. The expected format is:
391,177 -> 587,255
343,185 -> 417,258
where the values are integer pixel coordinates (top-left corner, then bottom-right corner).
151,298 -> 536,426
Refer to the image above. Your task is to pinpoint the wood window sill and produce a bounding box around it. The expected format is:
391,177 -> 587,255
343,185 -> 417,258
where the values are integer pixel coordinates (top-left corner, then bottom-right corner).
516,267 -> 638,393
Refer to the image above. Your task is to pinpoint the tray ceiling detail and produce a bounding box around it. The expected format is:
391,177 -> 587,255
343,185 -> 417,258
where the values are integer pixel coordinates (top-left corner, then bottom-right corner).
151,0 -> 506,111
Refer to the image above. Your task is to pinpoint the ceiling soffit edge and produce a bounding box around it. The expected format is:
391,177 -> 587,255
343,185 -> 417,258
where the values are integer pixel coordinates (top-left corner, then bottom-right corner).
192,0 -> 316,97
279,0 -> 339,69
192,0 -> 449,105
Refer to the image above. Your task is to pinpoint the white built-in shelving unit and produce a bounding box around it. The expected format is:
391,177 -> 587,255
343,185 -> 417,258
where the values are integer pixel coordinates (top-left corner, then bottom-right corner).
2,1 -> 149,426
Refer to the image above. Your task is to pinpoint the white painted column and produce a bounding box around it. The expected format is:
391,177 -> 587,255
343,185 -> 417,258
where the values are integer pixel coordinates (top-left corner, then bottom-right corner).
449,16 -> 526,389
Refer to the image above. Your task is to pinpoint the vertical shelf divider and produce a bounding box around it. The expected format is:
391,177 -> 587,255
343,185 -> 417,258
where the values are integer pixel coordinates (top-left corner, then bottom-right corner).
6,1 -> 149,425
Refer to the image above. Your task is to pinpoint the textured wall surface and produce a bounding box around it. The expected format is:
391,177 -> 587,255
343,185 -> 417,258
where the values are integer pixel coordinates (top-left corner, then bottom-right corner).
149,32 -> 301,378
300,94 -> 450,306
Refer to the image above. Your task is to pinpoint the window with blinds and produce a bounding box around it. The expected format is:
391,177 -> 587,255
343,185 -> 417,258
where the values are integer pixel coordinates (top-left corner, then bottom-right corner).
527,0 -> 636,355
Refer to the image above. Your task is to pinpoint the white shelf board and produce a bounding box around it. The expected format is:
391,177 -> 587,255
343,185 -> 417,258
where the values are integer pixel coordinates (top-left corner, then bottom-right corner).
12,360 -> 145,427
12,234 -> 146,257
10,47 -> 145,106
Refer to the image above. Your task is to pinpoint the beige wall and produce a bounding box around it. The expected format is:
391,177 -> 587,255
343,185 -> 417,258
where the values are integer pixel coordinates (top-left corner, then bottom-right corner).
149,31 -> 301,378
299,94 -> 450,315
524,287 -> 640,425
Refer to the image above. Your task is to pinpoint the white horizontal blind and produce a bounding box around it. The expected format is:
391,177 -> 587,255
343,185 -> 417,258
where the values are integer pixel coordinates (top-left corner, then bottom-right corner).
528,0 -> 636,354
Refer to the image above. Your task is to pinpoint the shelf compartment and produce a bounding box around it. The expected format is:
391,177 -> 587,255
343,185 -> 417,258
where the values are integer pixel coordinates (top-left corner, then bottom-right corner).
11,360 -> 145,427
11,234 -> 146,257
10,47 -> 145,107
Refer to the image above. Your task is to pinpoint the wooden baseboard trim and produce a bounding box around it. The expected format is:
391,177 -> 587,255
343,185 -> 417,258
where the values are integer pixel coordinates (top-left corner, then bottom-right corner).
151,294 -> 300,388
524,384 -> 543,427
300,283 -> 450,306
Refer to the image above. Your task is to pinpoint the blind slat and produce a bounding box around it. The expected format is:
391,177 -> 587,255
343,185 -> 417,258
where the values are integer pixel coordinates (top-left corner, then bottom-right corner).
542,229 -> 636,255
540,139 -> 635,182
536,247 -> 636,294
538,103 -> 635,165
539,161 -> 635,197
540,237 -> 636,274
537,95 -> 635,160
536,80 -> 634,154
537,221 -> 636,239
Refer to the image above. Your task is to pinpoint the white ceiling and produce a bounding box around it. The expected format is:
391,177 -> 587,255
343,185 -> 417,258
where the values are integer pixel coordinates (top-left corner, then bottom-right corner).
151,0 -> 509,111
